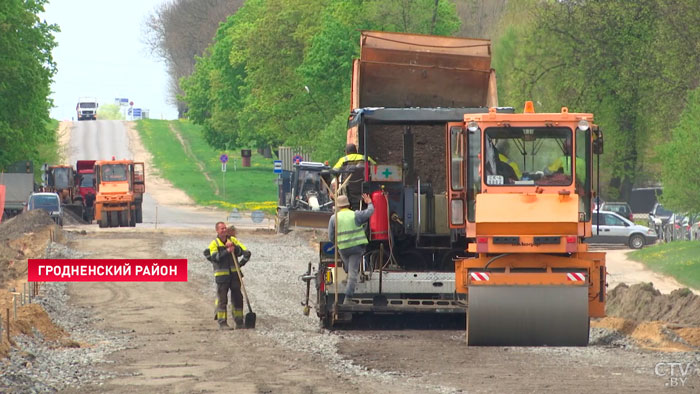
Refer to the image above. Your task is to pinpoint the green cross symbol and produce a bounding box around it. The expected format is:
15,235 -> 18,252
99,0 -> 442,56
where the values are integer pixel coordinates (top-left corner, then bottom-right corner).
382,168 -> 392,178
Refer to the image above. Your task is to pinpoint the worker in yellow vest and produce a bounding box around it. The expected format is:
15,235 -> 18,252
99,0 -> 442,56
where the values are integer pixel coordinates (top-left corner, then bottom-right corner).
328,193 -> 373,305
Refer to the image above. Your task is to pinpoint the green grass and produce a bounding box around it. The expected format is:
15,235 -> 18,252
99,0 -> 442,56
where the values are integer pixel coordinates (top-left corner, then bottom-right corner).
135,119 -> 277,213
628,241 -> 700,290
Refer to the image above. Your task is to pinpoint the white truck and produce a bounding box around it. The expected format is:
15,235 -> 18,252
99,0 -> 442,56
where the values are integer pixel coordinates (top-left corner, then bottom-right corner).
76,97 -> 99,120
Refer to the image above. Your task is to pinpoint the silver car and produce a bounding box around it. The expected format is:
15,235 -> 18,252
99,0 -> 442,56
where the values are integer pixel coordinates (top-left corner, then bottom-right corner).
25,192 -> 63,226
586,210 -> 657,249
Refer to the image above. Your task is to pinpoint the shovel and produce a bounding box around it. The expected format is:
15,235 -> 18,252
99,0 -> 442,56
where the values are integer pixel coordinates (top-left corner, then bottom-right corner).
232,253 -> 256,328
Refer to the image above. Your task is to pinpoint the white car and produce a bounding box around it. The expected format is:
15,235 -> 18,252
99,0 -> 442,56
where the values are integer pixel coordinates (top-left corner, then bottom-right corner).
586,210 -> 657,249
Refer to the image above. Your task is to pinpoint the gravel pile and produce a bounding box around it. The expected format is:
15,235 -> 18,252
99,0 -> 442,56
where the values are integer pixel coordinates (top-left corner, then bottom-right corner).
0,241 -> 132,393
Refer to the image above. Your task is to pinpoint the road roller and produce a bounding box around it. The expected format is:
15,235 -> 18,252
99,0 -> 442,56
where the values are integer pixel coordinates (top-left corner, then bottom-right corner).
450,102 -> 607,345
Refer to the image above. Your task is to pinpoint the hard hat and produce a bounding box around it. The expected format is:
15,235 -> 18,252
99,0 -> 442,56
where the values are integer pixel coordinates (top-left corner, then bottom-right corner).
336,195 -> 350,208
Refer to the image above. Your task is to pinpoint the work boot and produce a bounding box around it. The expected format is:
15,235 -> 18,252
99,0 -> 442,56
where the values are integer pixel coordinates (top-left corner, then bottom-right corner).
218,321 -> 232,330
234,318 -> 244,329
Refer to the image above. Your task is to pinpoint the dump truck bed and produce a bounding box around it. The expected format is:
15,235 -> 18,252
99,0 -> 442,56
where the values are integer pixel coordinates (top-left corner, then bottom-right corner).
352,31 -> 497,109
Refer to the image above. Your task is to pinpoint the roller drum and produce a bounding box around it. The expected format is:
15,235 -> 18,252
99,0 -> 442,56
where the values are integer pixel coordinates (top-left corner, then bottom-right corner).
467,285 -> 589,346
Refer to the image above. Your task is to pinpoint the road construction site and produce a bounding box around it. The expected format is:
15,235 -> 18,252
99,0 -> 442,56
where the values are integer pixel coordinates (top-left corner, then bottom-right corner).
0,120 -> 699,393
1,213 -> 699,393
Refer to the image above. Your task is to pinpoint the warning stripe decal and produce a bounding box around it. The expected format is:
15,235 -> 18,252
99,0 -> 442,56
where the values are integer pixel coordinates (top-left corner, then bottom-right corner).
470,272 -> 490,281
567,272 -> 586,281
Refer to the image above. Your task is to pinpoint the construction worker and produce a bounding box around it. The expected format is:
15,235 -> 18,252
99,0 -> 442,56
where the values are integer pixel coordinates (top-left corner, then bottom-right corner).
545,138 -> 585,184
205,222 -> 251,330
332,144 -> 376,209
328,193 -> 374,305
332,143 -> 376,169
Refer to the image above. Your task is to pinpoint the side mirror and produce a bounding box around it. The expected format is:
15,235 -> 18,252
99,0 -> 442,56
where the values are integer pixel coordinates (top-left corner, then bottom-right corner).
592,126 -> 603,154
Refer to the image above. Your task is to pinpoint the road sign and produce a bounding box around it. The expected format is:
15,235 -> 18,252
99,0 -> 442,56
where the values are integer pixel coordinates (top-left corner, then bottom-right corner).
220,154 -> 229,163
273,160 -> 282,174
293,154 -> 303,164
118,98 -> 129,106
322,242 -> 335,255
133,108 -> 142,117
251,210 -> 265,223
130,101 -> 134,106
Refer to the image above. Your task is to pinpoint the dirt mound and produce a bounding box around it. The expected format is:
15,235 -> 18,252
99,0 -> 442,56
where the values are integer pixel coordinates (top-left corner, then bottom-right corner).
0,209 -> 57,242
0,210 -> 64,288
606,283 -> 700,326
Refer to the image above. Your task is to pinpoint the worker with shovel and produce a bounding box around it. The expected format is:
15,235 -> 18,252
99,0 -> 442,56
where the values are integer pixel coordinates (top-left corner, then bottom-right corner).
206,222 -> 251,330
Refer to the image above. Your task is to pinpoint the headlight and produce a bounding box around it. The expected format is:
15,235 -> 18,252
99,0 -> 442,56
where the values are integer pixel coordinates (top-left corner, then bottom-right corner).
578,119 -> 589,131
467,121 -> 479,132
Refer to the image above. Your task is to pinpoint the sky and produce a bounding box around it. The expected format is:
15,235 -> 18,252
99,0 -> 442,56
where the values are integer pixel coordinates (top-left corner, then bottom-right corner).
41,0 -> 179,121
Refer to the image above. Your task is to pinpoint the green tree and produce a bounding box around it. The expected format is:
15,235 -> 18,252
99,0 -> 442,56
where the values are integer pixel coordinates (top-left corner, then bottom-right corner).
0,0 -> 58,170
493,0 -> 660,200
658,88 -> 700,212
181,0 -> 460,161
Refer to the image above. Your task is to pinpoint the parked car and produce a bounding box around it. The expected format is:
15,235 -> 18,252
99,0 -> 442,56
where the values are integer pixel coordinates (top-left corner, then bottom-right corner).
648,203 -> 673,241
664,213 -> 698,242
25,192 -> 63,226
586,210 -> 657,249
600,201 -> 633,221
691,216 -> 700,240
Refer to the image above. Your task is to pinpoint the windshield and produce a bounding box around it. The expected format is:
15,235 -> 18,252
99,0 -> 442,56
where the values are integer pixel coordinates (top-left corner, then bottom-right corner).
655,205 -> 673,216
79,102 -> 96,108
102,164 -> 127,181
53,168 -> 70,188
484,127 -> 578,186
30,195 -> 59,211
80,173 -> 94,187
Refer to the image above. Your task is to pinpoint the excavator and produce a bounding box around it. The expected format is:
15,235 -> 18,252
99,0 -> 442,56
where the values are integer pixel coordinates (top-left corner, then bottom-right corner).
450,102 -> 606,345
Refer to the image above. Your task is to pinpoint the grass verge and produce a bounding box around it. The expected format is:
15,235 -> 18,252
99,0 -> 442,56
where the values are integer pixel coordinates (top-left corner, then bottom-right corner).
628,241 -> 700,290
135,119 -> 277,213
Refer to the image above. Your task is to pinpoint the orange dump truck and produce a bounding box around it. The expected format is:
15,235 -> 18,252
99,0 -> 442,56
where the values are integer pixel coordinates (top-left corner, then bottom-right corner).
450,103 -> 606,345
94,159 -> 145,228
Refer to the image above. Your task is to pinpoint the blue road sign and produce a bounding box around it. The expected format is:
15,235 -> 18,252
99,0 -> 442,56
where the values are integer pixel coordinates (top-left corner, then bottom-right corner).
293,154 -> 303,164
273,160 -> 282,174
119,98 -> 129,105
322,242 -> 335,255
133,108 -> 142,117
220,154 -> 229,163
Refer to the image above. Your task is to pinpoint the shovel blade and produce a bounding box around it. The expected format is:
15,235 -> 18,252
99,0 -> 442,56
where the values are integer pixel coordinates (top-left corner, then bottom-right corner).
245,312 -> 256,329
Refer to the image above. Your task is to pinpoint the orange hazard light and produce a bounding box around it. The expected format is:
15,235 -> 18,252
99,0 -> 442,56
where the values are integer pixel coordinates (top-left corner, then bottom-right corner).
523,101 -> 535,113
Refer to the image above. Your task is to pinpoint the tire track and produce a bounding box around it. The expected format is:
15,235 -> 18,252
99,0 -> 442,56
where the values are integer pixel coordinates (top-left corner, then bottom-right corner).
167,122 -> 220,196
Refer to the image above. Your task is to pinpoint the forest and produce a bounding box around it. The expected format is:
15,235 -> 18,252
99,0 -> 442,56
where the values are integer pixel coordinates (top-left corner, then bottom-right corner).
146,0 -> 699,208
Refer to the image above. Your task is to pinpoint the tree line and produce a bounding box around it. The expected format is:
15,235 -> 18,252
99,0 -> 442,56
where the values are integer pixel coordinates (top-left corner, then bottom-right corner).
494,0 -> 700,208
0,0 -> 57,171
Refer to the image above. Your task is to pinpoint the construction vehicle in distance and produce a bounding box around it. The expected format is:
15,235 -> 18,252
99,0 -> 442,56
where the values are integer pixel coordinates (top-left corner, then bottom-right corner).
93,159 -> 145,228
74,160 -> 96,222
452,103 -> 605,345
276,158 -> 333,233
44,165 -> 75,205
312,31 -> 500,328
1,160 -> 36,221
76,97 -> 98,120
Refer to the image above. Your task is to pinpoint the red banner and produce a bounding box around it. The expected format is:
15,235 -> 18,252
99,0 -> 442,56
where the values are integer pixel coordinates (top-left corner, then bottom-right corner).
28,259 -> 188,282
